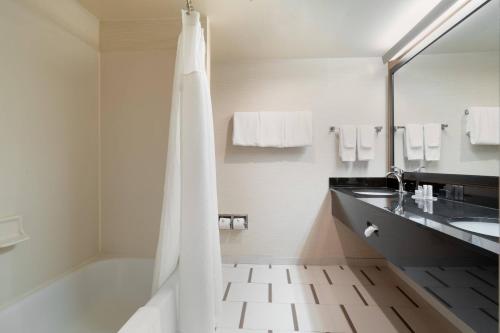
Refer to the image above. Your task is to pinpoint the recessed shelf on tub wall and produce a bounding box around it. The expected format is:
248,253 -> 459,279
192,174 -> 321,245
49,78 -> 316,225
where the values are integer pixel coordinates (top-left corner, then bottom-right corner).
0,216 -> 29,248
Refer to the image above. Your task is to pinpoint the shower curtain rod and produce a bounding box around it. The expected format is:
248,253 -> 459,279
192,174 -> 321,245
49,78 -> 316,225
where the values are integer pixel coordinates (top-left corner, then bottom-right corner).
185,0 -> 194,15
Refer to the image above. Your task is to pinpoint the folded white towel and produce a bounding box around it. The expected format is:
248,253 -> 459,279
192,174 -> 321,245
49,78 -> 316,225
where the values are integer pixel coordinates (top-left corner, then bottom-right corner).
466,107 -> 500,145
339,126 -> 356,162
284,111 -> 313,147
424,123 -> 441,161
404,124 -> 424,160
357,125 -> 375,161
258,112 -> 285,147
233,112 -> 259,146
118,306 -> 161,333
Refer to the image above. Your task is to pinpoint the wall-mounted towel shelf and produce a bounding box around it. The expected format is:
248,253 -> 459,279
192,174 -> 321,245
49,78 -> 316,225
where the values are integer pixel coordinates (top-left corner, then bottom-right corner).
0,216 -> 29,248
329,126 -> 383,134
394,124 -> 448,131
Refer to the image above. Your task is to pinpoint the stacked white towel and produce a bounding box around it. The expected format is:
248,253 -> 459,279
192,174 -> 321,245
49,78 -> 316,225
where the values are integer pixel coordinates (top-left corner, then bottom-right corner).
466,107 -> 500,145
339,126 -> 357,162
404,124 -> 424,160
423,123 -> 441,161
357,125 -> 375,161
118,306 -> 162,333
232,111 -> 312,147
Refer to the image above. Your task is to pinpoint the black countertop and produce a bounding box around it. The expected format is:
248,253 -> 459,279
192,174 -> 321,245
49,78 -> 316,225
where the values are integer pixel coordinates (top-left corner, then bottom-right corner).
330,184 -> 499,254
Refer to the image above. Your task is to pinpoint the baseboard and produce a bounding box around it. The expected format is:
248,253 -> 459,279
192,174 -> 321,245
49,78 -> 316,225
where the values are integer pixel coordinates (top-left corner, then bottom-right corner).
221,255 -> 386,266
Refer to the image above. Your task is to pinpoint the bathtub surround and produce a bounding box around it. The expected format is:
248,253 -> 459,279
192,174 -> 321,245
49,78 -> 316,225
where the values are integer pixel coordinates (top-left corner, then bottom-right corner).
152,11 -> 222,333
0,0 -> 99,308
213,58 -> 387,263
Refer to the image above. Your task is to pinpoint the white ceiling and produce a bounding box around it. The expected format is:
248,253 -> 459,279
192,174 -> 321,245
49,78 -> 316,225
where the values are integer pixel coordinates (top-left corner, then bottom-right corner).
78,0 -> 441,61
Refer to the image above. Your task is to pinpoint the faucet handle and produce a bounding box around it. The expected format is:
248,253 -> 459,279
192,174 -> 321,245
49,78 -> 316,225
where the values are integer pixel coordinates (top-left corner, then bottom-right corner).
391,166 -> 404,175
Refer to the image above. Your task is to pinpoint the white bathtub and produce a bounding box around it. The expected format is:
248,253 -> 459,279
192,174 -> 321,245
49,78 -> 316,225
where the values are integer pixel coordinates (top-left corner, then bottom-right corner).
0,258 -> 154,333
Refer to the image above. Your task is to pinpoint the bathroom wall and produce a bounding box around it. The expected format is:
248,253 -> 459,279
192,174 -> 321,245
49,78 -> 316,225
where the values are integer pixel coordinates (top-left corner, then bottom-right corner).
0,0 -> 99,307
394,52 -> 500,176
212,58 -> 386,263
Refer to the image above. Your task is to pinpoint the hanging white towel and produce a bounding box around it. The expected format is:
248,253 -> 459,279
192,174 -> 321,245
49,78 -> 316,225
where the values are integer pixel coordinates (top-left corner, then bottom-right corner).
404,124 -> 424,160
233,112 -> 259,146
152,10 -> 222,333
357,125 -> 375,161
339,126 -> 356,162
118,306 -> 162,333
258,112 -> 285,147
466,107 -> 500,145
284,111 -> 313,147
423,123 -> 441,161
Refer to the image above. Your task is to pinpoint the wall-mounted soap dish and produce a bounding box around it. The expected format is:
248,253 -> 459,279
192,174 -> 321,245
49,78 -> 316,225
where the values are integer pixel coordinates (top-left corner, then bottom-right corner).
0,216 -> 29,248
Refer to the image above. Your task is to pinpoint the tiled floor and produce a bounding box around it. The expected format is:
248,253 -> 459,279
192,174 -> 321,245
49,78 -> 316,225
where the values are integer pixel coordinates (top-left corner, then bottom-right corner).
217,264 -> 459,333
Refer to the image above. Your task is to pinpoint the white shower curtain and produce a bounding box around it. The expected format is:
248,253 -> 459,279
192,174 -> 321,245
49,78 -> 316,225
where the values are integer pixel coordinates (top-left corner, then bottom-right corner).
152,10 -> 222,333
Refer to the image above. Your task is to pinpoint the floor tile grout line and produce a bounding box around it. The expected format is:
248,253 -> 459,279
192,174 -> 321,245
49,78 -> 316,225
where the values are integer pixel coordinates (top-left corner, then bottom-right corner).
268,283 -> 272,303
470,286 -> 498,305
359,269 -> 375,286
248,268 -> 253,283
290,303 -> 299,331
340,304 -> 357,333
239,302 -> 247,329
286,269 -> 292,284
309,284 -> 320,304
323,269 -> 333,285
424,286 -> 452,308
465,269 -> 496,288
425,270 -> 449,287
352,284 -> 368,306
396,286 -> 419,308
391,306 -> 415,333
222,282 -> 231,301
479,307 -> 499,322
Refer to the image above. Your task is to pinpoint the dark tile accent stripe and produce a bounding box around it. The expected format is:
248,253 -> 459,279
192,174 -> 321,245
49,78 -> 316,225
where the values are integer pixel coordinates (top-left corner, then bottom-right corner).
375,266 -> 381,271
340,304 -> 357,333
352,285 -> 368,306
268,283 -> 272,303
466,270 -> 496,288
286,269 -> 292,284
360,269 -> 375,286
310,284 -> 320,304
234,263 -> 238,268
470,287 -> 498,305
269,264 -> 272,269
222,282 -> 231,301
291,304 -> 299,331
323,269 -> 333,285
438,266 -> 445,271
424,287 -> 452,308
425,270 -> 449,287
479,308 -> 499,322
268,331 -> 272,333
396,286 -> 419,308
248,268 -> 253,283
239,302 -> 247,329
339,265 -> 344,270
391,306 -> 415,333
398,266 -> 406,271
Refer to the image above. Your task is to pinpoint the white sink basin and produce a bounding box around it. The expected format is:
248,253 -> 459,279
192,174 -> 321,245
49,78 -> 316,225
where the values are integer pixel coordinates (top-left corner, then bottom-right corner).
353,190 -> 397,196
449,218 -> 499,237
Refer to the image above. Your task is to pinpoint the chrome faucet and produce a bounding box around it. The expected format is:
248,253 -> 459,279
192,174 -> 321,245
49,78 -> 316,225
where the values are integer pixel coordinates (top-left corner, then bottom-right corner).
386,166 -> 406,193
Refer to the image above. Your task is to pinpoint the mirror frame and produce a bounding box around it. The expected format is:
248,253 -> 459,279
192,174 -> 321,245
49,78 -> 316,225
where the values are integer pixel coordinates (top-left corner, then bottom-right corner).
387,0 -> 493,171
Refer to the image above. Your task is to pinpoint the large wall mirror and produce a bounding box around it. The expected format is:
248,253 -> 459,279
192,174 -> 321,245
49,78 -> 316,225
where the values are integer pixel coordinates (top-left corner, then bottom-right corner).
391,0 -> 499,176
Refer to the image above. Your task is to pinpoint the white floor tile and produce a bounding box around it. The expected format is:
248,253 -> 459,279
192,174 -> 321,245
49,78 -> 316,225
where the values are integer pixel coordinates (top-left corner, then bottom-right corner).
428,287 -> 497,308
288,267 -> 329,284
361,285 -> 420,307
294,303 -> 352,332
344,305 -> 401,333
315,284 -> 368,305
351,266 -> 401,286
252,267 -> 288,284
216,329 -> 267,333
219,302 -> 244,329
223,267 -> 251,283
272,283 -> 316,304
244,302 -> 295,331
226,283 -> 269,303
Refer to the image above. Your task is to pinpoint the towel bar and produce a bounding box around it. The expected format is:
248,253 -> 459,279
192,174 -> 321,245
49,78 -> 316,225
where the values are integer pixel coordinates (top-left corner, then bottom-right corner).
394,124 -> 448,131
329,126 -> 383,134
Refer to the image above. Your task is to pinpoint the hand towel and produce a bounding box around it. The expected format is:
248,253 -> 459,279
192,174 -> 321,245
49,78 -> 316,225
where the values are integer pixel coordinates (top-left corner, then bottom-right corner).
423,123 -> 441,161
466,107 -> 500,145
357,125 -> 375,161
339,126 -> 356,162
118,306 -> 161,333
258,112 -> 285,147
233,112 -> 259,146
284,111 -> 313,147
404,124 -> 424,160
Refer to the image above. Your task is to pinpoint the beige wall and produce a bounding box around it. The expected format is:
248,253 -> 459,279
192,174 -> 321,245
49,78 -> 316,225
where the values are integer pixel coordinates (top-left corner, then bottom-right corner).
212,58 -> 386,262
0,0 -> 99,307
